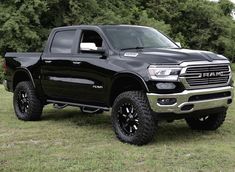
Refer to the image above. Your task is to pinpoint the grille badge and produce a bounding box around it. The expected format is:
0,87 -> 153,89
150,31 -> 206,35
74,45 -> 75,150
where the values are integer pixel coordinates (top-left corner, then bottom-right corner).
200,72 -> 224,78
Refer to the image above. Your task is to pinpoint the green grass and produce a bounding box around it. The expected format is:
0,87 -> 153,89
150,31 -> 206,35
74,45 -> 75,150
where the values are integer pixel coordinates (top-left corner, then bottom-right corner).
0,67 -> 235,172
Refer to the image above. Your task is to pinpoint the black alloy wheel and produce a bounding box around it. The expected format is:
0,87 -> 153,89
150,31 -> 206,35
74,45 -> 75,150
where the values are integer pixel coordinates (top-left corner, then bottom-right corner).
112,91 -> 156,145
185,111 -> 227,130
117,102 -> 139,136
17,91 -> 29,114
14,81 -> 43,121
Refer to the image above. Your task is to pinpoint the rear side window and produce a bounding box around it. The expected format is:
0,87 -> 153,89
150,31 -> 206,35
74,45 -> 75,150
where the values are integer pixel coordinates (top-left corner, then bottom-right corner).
51,30 -> 76,54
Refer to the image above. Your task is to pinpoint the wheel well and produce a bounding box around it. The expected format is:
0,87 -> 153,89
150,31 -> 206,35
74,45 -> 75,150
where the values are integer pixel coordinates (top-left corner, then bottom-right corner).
13,71 -> 32,90
109,76 -> 147,106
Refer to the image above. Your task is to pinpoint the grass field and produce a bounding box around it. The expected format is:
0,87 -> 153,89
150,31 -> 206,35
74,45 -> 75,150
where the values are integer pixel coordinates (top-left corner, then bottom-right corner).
0,66 -> 235,172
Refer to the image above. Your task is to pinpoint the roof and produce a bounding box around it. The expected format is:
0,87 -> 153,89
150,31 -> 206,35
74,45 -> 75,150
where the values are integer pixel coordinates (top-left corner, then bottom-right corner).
52,24 -> 151,31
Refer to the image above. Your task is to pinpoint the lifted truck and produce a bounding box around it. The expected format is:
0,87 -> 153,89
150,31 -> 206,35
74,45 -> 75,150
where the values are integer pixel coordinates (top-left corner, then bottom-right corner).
3,25 -> 234,145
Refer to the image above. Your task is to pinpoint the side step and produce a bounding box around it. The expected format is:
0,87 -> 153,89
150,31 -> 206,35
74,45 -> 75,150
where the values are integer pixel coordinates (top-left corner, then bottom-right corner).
53,103 -> 68,109
81,107 -> 101,113
48,100 -> 109,111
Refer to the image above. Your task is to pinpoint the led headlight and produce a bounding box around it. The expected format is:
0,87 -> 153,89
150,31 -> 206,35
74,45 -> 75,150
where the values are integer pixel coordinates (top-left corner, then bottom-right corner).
148,65 -> 181,81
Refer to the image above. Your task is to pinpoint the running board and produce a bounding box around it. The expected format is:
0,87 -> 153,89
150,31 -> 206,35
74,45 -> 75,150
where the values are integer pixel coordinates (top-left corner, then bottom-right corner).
81,107 -> 101,113
47,100 -> 110,111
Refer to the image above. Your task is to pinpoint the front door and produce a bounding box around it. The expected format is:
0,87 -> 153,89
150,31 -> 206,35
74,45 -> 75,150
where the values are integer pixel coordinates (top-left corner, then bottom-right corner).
67,29 -> 111,106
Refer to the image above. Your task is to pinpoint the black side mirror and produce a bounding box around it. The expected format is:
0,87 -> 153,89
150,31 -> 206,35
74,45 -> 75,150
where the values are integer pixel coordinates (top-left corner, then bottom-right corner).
96,47 -> 106,54
97,48 -> 107,59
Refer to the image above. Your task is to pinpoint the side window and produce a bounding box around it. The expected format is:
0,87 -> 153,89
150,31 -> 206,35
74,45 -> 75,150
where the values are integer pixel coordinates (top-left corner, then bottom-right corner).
80,30 -> 103,48
51,30 -> 76,54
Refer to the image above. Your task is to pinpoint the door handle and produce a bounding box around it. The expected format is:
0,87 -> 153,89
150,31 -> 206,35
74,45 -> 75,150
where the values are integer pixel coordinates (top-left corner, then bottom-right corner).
45,60 -> 52,64
73,61 -> 81,65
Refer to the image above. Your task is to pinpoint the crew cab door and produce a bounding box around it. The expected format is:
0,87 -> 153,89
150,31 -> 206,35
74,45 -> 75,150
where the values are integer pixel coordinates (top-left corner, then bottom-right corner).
70,29 -> 110,106
41,29 -> 80,100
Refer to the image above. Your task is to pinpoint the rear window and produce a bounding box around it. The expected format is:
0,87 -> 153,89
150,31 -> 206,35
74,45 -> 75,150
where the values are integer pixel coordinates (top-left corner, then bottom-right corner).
50,30 -> 76,54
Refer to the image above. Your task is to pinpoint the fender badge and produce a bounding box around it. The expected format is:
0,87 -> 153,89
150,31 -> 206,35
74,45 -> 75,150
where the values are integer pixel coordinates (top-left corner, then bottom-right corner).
124,52 -> 139,57
93,85 -> 103,89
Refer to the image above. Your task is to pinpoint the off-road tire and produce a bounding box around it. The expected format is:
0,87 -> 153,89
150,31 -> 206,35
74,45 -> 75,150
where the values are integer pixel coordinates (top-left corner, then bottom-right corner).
185,112 -> 227,130
111,91 -> 156,145
13,81 -> 43,121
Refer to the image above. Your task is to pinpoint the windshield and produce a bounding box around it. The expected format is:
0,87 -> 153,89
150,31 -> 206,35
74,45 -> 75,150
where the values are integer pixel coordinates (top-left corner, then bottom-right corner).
101,26 -> 178,50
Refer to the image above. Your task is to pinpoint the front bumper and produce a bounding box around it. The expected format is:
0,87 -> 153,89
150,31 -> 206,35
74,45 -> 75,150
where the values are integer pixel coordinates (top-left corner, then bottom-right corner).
147,86 -> 233,114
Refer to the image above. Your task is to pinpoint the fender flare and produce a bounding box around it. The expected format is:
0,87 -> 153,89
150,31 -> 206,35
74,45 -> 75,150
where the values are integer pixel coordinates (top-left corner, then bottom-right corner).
110,72 -> 149,92
108,72 -> 149,105
12,67 -> 36,89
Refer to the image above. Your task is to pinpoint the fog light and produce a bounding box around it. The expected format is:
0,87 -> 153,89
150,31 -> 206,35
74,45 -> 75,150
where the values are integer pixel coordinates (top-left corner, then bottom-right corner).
156,83 -> 176,90
157,98 -> 177,105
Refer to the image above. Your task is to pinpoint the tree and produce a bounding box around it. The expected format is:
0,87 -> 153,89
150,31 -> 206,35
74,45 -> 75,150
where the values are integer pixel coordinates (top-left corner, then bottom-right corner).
145,0 -> 235,60
0,0 -> 234,61
0,0 -> 48,54
219,0 -> 235,16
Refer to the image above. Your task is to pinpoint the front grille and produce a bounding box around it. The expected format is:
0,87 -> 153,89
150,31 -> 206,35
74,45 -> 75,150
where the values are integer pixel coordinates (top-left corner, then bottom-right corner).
183,65 -> 230,88
186,76 -> 229,86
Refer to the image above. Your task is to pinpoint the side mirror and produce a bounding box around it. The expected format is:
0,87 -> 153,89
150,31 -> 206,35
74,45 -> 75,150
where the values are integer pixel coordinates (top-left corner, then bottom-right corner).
175,42 -> 182,48
80,43 -> 106,56
80,43 -> 98,51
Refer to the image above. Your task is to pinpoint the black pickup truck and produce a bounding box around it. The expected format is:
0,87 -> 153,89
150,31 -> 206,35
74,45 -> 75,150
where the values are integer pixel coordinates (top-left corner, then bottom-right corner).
3,25 -> 234,145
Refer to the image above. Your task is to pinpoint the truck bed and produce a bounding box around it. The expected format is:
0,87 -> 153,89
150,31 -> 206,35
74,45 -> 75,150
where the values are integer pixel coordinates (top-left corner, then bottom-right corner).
5,52 -> 42,68
5,52 -> 42,59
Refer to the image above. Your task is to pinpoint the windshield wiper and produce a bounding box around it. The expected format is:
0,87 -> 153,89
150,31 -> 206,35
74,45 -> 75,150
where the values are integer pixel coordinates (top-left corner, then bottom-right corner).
120,46 -> 145,51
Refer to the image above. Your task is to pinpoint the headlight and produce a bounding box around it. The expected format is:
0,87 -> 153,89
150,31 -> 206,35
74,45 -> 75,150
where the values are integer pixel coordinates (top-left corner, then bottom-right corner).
148,65 -> 181,81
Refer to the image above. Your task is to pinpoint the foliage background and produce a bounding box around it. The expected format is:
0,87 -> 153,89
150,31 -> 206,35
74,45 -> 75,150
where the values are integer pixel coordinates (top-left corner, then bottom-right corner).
0,0 -> 235,83
0,58 -> 4,83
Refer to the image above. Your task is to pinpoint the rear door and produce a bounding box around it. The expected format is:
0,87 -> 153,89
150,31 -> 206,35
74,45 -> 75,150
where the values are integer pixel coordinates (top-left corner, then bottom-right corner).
41,29 -> 80,100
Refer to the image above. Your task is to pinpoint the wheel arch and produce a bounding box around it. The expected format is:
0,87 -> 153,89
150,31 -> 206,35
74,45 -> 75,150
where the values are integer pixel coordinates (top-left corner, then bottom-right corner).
109,72 -> 149,106
12,68 -> 36,90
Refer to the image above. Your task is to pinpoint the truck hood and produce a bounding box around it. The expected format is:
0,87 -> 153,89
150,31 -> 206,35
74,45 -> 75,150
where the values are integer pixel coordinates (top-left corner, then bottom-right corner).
120,48 -> 228,65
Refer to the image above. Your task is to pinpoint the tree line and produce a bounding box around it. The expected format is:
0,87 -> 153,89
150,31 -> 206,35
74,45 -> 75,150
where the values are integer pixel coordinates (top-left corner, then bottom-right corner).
0,0 -> 234,61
